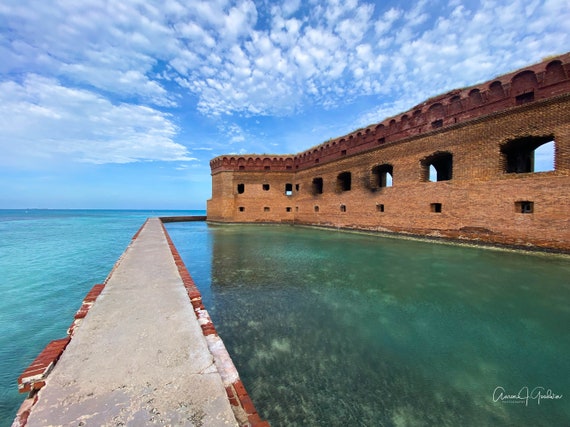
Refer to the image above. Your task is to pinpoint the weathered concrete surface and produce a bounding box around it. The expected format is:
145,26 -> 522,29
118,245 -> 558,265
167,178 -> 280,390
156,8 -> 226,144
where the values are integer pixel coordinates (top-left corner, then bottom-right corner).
25,218 -> 238,426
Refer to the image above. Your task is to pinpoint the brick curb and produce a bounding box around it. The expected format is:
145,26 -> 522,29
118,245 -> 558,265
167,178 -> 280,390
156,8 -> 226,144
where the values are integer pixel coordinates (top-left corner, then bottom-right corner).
160,220 -> 270,427
12,220 -> 150,427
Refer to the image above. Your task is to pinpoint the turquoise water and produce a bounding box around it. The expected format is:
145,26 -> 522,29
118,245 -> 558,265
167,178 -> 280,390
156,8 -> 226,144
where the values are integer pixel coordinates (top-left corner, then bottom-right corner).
166,222 -> 570,427
0,210 -> 204,426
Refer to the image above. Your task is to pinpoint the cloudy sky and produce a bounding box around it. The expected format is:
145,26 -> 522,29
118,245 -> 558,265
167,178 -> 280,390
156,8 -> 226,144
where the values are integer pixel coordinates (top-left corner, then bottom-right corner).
1,0 -> 568,209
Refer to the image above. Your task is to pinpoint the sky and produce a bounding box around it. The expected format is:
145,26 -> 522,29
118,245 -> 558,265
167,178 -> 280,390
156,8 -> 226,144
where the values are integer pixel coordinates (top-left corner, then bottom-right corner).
0,0 -> 568,209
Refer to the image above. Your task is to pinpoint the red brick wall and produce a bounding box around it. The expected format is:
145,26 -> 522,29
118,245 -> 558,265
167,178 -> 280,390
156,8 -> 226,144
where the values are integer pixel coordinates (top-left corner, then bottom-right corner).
207,54 -> 570,251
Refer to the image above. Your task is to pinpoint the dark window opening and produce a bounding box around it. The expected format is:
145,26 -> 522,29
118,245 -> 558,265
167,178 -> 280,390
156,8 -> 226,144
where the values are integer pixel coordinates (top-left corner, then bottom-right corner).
423,152 -> 453,182
238,206 -> 245,212
264,207 -> 270,212
239,166 -> 245,171
315,158 -> 320,164
285,183 -> 293,196
312,177 -> 324,195
295,184 -> 300,191
378,137 -> 385,144
286,165 -> 292,170
286,207 -> 292,212
516,92 -> 535,105
376,204 -> 385,212
515,201 -> 534,214
337,172 -> 352,192
237,183 -> 245,194
264,166 -> 271,170
502,136 -> 555,173
371,164 -> 393,188
314,205 -> 319,212
431,119 -> 443,129
431,203 -> 442,213
341,150 -> 347,156
340,204 -> 347,212
262,184 -> 270,191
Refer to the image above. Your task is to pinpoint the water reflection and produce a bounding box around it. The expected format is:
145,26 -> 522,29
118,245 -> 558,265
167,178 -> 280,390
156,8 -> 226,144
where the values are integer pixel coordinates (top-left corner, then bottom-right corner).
167,223 -> 570,426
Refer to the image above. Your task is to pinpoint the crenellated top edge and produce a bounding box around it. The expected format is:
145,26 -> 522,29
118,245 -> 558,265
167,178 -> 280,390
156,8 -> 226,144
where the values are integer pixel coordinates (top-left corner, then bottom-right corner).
211,52 -> 570,174
210,155 -> 295,173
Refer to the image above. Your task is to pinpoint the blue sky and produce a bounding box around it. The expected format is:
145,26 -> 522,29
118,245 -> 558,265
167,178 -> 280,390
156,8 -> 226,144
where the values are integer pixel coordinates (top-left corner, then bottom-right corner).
0,0 -> 568,209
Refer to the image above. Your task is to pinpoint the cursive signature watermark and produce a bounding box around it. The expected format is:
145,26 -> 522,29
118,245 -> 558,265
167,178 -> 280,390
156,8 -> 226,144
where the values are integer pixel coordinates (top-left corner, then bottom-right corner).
493,386 -> 563,406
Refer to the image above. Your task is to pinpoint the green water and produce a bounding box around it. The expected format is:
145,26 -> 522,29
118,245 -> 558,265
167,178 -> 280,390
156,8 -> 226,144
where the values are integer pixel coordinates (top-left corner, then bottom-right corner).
165,222 -> 570,427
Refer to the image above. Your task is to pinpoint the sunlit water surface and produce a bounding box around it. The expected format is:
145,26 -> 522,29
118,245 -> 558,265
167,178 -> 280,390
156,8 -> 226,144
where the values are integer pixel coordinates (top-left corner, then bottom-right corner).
166,222 -> 570,427
0,210 -> 203,427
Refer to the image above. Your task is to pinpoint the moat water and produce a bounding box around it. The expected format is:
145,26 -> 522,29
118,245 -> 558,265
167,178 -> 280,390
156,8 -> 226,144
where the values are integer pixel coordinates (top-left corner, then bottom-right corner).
166,222 -> 570,427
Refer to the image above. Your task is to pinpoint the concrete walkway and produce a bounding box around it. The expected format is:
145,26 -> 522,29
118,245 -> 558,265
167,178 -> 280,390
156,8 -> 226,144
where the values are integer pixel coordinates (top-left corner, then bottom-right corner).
25,218 -> 239,426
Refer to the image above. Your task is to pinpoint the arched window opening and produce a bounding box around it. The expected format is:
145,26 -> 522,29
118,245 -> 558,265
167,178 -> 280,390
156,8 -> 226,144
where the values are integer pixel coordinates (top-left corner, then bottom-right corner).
489,81 -> 504,99
401,115 -> 410,129
512,70 -> 538,93
469,89 -> 483,106
337,172 -> 352,192
371,164 -> 393,189
512,70 -> 538,105
502,136 -> 555,173
544,60 -> 566,85
237,183 -> 245,194
312,177 -> 324,195
422,152 -> 453,182
428,103 -> 444,120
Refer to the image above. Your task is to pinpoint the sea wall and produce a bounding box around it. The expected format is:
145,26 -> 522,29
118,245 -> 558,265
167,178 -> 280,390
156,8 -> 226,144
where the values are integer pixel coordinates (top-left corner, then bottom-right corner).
14,217 -> 268,427
207,53 -> 570,252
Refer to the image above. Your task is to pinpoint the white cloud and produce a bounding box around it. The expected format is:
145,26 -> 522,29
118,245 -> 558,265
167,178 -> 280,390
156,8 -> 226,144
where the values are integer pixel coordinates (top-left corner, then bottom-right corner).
222,0 -> 258,41
218,123 -> 247,144
0,75 -> 194,166
0,1 -> 180,106
404,0 -> 430,27
375,7 -> 402,35
1,0 -> 569,124
282,0 -> 301,17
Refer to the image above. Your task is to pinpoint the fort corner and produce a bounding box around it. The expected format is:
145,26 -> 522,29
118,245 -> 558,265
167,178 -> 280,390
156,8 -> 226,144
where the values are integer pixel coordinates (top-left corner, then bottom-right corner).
207,53 -> 570,252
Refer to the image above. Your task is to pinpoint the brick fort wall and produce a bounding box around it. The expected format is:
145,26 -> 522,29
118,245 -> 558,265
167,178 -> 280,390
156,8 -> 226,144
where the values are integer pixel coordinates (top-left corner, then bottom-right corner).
207,53 -> 570,252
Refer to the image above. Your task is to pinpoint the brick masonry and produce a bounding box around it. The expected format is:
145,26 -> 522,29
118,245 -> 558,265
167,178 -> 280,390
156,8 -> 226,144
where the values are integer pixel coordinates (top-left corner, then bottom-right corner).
160,221 -> 269,427
13,280 -> 105,427
14,218 -> 266,427
207,53 -> 570,252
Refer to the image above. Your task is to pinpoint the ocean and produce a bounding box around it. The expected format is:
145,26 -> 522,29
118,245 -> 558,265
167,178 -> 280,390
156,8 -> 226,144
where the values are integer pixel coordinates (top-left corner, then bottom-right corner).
0,209 -> 204,426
